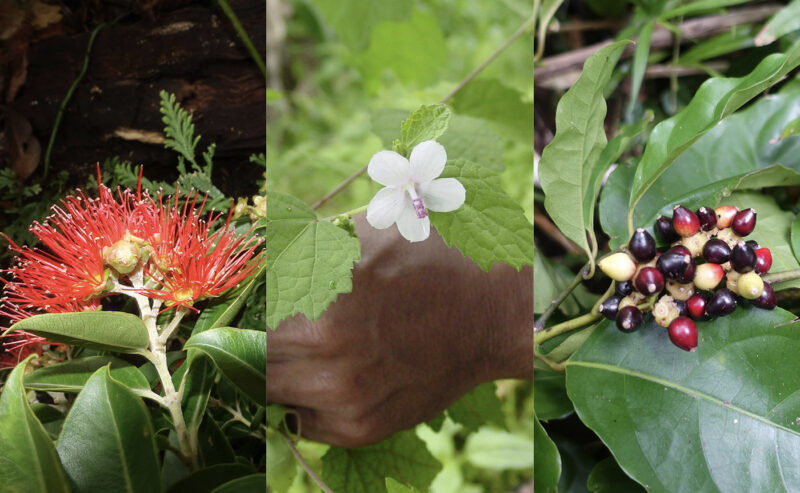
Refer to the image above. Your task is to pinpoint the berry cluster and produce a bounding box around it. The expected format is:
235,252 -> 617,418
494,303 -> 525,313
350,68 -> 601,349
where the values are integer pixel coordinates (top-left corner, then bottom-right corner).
597,205 -> 775,351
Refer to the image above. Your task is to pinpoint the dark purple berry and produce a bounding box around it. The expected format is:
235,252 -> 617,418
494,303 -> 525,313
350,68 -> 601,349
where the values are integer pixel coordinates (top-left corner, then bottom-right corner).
616,305 -> 643,333
674,299 -> 688,317
670,245 -> 692,257
730,242 -> 756,273
686,293 -> 709,320
746,240 -> 760,250
615,281 -> 633,297
702,238 -> 731,264
673,205 -> 700,237
751,282 -> 776,310
696,206 -> 717,231
657,250 -> 692,280
656,215 -> 680,243
706,288 -> 738,317
634,267 -> 665,295
629,228 -> 657,262
599,295 -> 622,320
732,208 -> 757,236
677,258 -> 697,284
668,317 -> 698,351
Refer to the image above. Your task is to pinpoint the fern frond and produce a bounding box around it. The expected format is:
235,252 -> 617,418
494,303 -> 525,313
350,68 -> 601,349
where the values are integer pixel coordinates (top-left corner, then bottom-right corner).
159,90 -> 199,169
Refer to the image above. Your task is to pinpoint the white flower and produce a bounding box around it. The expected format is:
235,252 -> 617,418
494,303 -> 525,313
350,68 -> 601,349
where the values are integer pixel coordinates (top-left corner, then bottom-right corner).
366,140 -> 465,242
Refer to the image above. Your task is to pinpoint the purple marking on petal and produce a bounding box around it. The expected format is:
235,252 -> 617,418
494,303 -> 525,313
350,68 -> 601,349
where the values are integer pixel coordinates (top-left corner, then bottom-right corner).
412,198 -> 427,219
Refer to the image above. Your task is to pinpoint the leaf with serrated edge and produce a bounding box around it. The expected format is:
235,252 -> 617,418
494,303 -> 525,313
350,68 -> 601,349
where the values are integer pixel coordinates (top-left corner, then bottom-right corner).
0,356 -> 71,493
567,306 -> 800,493
430,159 -> 532,271
400,104 -> 451,153
266,191 -> 360,328
321,430 -> 441,493
446,382 -> 505,431
539,40 -> 631,270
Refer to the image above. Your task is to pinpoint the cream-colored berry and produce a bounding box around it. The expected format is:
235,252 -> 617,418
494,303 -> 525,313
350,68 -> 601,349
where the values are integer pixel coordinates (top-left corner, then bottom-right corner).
726,270 -> 741,295
666,279 -> 694,301
738,272 -> 765,300
653,295 -> 680,328
598,252 -> 637,282
681,232 -> 710,258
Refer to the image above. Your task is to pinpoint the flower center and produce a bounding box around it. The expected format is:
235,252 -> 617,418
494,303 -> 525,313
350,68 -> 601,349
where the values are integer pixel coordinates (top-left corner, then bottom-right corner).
404,183 -> 428,219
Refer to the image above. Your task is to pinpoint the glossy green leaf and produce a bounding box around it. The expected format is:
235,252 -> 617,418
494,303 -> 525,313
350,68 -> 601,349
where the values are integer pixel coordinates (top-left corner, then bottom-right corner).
266,433 -> 296,493
781,115 -> 800,140
534,247 -> 582,315
533,418 -> 560,493
0,356 -> 70,493
430,159 -> 533,271
308,0 -> 409,51
197,413 -> 236,467
193,263 -> 265,336
166,463 -> 256,493
587,458 -> 645,493
567,306 -> 800,493
266,191 -> 361,329
179,355 -> 215,437
658,0 -> 751,19
601,76 -> 800,248
10,311 -> 149,352
627,20 -> 654,116
539,40 -> 630,271
56,366 -> 160,492
24,355 -> 150,392
534,359 -> 573,420
184,328 -> 265,406
398,104 -> 451,155
463,427 -> 534,470
755,0 -> 800,46
446,382 -> 505,431
791,213 -> 800,263
629,43 -> 800,222
678,26 -> 756,65
210,474 -> 266,493
321,430 -> 441,492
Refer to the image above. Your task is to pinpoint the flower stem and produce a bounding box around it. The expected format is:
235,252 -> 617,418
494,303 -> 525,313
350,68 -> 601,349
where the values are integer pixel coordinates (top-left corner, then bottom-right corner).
279,430 -> 334,493
323,204 -> 368,221
534,311 -> 602,346
534,262 -> 590,332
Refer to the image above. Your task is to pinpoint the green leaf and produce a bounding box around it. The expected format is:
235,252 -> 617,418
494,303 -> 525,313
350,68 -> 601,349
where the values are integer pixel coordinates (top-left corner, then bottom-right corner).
11,311 -> 149,352
210,474 -> 266,493
533,418 -> 560,493
658,0 -> 751,19
587,458 -> 645,493
602,76 -> 800,248
534,359 -> 573,421
755,0 -> 800,46
791,213 -> 800,263
534,247 -> 584,315
0,356 -> 71,493
446,382 -> 505,431
539,40 -> 631,271
321,430 -> 441,492
24,356 -> 150,392
463,427 -> 534,470
166,463 -> 256,493
197,414 -> 236,467
629,43 -> 800,222
567,306 -> 800,493
356,10 -> 446,93
385,477 -> 420,493
193,263 -> 266,336
56,366 -> 160,492
184,328 -> 265,406
309,0 -> 410,51
179,355 -> 215,438
678,26 -> 756,65
429,159 -> 532,271
627,20 -> 654,116
398,104 -> 451,155
266,434 -> 296,493
780,115 -> 800,140
266,191 -> 361,328
450,78 -> 534,142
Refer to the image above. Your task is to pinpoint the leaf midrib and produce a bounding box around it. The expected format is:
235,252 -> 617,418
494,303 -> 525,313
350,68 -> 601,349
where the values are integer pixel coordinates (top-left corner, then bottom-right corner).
567,360 -> 800,437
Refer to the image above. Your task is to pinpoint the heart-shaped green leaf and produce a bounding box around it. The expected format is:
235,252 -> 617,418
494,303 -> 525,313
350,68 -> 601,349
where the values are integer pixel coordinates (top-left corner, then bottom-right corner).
0,356 -> 71,493
184,328 -> 265,406
24,355 -> 150,392
56,366 -> 160,492
11,311 -> 149,352
567,306 -> 800,492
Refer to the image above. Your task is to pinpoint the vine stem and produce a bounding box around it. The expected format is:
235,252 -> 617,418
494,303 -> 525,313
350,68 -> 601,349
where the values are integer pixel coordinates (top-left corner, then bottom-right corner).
217,0 -> 267,79
323,204 -> 368,221
279,430 -> 334,493
763,269 -> 800,284
534,262 -> 590,332
44,22 -> 105,178
309,13 -> 534,210
534,312 -> 601,346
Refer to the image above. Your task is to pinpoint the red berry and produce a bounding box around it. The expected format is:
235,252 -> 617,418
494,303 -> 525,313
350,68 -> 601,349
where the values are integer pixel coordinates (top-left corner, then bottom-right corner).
686,293 -> 709,320
696,206 -> 717,231
656,215 -> 680,243
673,206 -> 700,237
668,317 -> 698,351
634,267 -> 665,295
616,305 -> 643,333
715,206 -> 739,229
755,248 -> 772,274
629,228 -> 657,262
732,208 -> 757,236
751,282 -> 776,310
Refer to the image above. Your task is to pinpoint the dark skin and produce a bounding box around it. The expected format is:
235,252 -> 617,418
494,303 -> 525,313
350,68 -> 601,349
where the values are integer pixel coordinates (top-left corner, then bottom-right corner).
267,215 -> 533,447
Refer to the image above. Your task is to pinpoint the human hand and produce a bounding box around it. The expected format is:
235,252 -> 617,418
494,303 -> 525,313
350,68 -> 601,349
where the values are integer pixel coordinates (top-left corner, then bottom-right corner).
267,215 -> 532,447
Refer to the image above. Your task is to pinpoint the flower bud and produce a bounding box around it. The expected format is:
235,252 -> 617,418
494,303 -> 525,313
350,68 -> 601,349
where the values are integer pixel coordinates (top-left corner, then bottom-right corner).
105,240 -> 140,275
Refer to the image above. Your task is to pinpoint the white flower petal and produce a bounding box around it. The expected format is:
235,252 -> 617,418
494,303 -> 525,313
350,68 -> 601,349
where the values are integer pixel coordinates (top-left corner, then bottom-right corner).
418,178 -> 466,212
409,140 -> 447,183
396,201 -> 431,242
368,150 -> 411,187
366,187 -> 404,229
